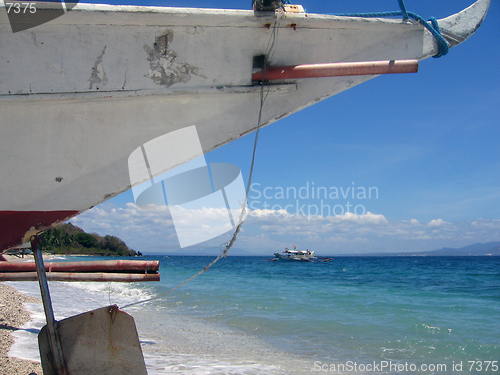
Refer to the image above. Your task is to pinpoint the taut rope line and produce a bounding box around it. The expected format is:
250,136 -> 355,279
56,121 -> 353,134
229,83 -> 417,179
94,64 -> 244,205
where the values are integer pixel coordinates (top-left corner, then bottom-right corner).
121,15 -> 283,310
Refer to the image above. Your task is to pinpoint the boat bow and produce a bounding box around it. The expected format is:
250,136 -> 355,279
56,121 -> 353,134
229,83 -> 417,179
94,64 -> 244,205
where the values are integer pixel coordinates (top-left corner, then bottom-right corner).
0,1 -> 492,251
438,0 -> 491,48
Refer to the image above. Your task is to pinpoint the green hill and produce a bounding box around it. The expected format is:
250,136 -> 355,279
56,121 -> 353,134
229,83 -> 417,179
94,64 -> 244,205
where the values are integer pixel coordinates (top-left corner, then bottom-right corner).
40,223 -> 141,256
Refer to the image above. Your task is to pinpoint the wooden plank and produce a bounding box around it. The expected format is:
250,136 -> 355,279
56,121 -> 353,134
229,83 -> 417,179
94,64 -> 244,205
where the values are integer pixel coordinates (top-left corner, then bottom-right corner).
39,305 -> 148,375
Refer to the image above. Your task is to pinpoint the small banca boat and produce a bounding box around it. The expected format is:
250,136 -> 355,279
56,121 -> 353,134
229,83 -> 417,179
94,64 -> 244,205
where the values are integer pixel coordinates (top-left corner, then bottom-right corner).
275,247 -> 315,261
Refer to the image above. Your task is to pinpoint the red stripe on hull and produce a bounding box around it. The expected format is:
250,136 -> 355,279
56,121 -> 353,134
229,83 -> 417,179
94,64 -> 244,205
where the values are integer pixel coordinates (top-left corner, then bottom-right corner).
0,211 -> 79,251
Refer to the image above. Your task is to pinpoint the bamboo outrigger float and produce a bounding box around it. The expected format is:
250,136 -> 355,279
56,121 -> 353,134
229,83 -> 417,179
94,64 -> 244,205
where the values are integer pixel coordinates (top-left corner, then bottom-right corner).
0,253 -> 160,281
0,259 -> 159,272
0,259 -> 159,273
0,272 -> 160,282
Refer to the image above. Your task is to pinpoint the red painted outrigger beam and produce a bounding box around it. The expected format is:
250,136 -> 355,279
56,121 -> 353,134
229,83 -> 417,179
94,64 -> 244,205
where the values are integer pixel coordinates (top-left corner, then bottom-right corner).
0,260 -> 159,273
0,272 -> 160,282
0,259 -> 160,282
252,59 -> 418,81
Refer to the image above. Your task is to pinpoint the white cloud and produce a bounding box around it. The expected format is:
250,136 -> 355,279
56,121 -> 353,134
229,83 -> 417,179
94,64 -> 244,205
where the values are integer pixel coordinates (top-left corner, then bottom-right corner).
427,219 -> 450,227
70,203 -> 500,255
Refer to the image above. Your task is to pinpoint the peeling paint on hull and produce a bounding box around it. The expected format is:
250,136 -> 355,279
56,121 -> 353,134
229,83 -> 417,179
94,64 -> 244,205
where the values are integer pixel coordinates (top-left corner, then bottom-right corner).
89,46 -> 108,89
144,29 -> 205,87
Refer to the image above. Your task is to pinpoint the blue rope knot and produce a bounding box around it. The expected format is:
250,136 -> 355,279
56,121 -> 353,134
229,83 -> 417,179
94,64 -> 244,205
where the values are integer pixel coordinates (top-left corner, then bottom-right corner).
416,15 -> 449,58
330,1 -> 450,58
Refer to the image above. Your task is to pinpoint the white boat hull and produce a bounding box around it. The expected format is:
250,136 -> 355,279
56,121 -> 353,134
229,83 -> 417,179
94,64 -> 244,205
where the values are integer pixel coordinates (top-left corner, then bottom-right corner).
274,252 -> 315,261
0,1 -> 491,250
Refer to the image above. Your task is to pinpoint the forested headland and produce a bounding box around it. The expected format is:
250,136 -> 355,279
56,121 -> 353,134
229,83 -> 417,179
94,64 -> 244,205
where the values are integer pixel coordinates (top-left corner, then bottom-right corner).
40,223 -> 142,256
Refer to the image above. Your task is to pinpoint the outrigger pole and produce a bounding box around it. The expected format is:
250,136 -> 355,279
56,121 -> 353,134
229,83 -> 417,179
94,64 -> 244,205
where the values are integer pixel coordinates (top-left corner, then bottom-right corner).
252,59 -> 418,81
31,235 -> 68,375
0,259 -> 160,281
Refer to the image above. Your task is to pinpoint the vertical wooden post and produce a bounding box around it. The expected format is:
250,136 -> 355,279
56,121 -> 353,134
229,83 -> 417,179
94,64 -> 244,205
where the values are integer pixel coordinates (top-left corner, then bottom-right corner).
31,236 -> 68,375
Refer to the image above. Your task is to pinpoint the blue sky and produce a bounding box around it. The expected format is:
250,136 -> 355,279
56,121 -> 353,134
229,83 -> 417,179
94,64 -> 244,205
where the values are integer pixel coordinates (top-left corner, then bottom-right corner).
71,0 -> 500,255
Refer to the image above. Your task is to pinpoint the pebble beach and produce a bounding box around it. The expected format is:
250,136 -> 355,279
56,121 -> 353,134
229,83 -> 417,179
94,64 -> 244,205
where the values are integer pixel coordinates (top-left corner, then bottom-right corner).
0,254 -> 43,375
0,282 -> 42,375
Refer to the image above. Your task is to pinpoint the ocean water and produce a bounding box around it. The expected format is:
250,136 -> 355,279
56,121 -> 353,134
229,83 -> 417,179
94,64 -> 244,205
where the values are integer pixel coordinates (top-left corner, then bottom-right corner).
7,255 -> 500,374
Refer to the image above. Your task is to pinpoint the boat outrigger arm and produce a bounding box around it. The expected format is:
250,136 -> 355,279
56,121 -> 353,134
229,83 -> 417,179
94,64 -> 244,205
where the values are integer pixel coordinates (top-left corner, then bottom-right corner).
0,0 -> 492,251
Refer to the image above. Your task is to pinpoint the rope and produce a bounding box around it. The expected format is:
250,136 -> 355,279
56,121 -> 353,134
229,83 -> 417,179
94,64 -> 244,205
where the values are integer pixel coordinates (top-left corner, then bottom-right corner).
397,0 -> 409,20
329,1 -> 449,58
120,16 -> 282,311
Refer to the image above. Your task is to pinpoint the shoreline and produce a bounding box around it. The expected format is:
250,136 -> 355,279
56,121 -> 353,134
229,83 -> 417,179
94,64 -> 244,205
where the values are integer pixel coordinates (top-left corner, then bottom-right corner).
1,253 -> 58,262
1,255 -> 309,374
3,279 -> 304,375
0,282 -> 43,375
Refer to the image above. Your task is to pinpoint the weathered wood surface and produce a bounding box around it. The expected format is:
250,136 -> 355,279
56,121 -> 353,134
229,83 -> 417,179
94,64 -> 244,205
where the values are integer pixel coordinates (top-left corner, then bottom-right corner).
39,305 -> 148,375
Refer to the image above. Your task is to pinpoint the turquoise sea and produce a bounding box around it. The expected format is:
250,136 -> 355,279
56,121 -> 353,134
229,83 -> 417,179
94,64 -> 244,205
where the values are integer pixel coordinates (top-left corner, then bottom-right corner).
8,255 -> 500,374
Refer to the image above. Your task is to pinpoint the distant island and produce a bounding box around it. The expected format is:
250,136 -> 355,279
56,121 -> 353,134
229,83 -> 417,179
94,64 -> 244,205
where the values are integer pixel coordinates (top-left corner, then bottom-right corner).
40,223 -> 141,257
339,242 -> 500,257
392,242 -> 500,256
